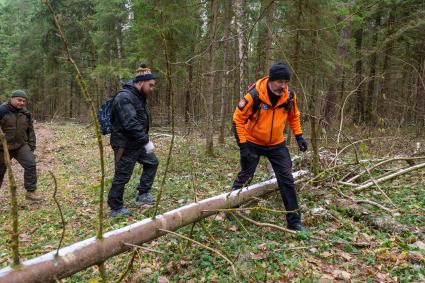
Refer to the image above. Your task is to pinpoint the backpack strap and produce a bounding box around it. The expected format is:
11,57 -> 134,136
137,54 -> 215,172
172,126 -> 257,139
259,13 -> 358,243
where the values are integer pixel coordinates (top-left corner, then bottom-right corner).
286,88 -> 294,111
248,87 -> 261,117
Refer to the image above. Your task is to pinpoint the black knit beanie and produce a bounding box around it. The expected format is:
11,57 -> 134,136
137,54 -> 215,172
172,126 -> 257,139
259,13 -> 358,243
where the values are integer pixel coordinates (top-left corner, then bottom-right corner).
269,62 -> 291,81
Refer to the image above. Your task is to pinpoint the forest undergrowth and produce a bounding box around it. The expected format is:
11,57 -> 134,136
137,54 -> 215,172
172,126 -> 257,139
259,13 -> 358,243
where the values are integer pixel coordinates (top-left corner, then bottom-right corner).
0,122 -> 424,282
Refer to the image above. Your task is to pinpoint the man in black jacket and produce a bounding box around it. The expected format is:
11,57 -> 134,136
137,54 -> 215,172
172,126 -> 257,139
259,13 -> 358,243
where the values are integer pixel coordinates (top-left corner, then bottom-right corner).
0,90 -> 41,201
107,67 -> 158,217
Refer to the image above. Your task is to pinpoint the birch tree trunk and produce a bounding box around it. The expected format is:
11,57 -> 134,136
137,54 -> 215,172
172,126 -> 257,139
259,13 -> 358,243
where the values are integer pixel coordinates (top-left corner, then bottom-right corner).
205,0 -> 218,155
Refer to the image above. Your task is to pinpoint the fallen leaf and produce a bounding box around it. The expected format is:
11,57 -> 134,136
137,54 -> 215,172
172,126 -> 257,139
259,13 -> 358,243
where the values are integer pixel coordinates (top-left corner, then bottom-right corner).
407,251 -> 424,264
140,267 -> 152,275
320,251 -> 332,258
333,269 -> 351,281
250,252 -> 267,260
340,251 -> 352,261
157,276 -> 169,283
215,213 -> 225,221
318,274 -> 334,283
257,243 -> 267,251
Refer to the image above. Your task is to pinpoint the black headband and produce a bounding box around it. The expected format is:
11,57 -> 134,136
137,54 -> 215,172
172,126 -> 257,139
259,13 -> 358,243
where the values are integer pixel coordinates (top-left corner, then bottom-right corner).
134,73 -> 157,82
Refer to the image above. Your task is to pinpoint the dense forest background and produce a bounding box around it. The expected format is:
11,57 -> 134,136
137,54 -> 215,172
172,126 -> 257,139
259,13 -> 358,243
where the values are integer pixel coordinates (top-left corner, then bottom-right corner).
0,0 -> 424,139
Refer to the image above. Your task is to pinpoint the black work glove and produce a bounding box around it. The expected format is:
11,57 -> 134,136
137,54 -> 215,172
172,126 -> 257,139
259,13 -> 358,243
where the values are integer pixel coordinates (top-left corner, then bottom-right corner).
295,135 -> 308,152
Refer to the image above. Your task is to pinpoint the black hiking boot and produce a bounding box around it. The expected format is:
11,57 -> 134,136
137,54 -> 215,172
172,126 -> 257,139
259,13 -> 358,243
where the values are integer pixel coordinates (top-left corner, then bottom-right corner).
288,222 -> 308,232
109,208 -> 133,218
135,193 -> 156,205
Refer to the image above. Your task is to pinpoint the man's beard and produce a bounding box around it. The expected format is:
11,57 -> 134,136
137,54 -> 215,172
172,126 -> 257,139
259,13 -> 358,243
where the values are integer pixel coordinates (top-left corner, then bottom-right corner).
272,88 -> 284,96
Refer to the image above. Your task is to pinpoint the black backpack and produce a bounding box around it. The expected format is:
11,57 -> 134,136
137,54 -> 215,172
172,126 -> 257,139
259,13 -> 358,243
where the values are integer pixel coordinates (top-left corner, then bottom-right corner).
97,96 -> 116,135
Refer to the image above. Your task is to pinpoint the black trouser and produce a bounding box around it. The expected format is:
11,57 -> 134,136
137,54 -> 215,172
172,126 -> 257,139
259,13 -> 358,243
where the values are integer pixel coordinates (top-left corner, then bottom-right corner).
232,142 -> 301,226
0,144 -> 37,192
107,147 -> 159,210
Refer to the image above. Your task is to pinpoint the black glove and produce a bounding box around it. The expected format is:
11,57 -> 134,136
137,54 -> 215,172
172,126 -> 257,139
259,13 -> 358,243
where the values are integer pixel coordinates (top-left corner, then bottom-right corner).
296,135 -> 308,152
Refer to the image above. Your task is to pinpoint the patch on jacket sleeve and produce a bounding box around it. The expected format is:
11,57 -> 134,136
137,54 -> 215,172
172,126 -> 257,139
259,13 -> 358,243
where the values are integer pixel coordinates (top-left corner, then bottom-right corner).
238,98 -> 248,110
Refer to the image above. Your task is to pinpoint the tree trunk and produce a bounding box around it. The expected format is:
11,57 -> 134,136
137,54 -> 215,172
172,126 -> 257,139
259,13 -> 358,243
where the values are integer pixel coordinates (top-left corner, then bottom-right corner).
380,4 -> 396,121
218,0 -> 233,144
205,0 -> 218,155
185,62 -> 193,126
366,12 -> 382,125
256,0 -> 274,78
324,22 -> 352,126
415,38 -> 425,136
354,27 -> 365,123
235,0 -> 246,96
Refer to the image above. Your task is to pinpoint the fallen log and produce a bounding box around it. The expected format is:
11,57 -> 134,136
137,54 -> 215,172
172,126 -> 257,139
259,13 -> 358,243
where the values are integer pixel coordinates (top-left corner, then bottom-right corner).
0,171 -> 307,283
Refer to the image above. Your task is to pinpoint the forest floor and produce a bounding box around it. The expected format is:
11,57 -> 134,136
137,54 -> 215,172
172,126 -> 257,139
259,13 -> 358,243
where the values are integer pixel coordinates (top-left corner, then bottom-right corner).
0,122 -> 424,282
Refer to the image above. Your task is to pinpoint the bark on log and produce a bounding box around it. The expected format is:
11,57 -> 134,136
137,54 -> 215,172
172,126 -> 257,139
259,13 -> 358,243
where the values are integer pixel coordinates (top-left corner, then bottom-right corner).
0,171 -> 307,283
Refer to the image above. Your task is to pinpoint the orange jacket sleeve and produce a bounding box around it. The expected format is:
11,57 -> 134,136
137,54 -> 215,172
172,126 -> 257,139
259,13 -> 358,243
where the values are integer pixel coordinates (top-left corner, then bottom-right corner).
232,94 -> 254,144
287,94 -> 303,136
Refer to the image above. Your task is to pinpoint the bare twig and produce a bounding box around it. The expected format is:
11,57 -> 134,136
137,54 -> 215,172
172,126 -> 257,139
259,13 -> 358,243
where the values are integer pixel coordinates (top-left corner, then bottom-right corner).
0,128 -> 19,266
236,212 -> 296,234
115,250 -> 137,283
183,222 -> 197,253
334,187 -> 394,214
199,221 -> 233,261
361,165 -> 396,207
159,228 -> 236,276
49,171 -> 66,256
347,156 -> 425,183
236,212 -> 370,247
354,162 -> 425,192
336,76 -> 370,156
123,243 -> 166,255
153,31 -> 176,217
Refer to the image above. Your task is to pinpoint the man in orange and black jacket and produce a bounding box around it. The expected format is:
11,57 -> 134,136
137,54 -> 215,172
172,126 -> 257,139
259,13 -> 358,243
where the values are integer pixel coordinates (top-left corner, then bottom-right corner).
232,62 -> 308,231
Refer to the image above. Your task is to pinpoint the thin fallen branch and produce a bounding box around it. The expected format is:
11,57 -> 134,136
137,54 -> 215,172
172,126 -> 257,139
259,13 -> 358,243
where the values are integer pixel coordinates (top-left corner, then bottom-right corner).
115,250 -> 136,283
354,162 -> 425,192
361,164 -> 396,207
236,212 -> 296,234
123,243 -> 166,255
337,181 -> 358,187
334,187 -> 394,214
346,156 -> 425,183
236,212 -> 370,247
49,172 -> 66,257
183,223 -> 197,253
199,221 -> 233,262
0,128 -> 19,266
159,228 -> 236,276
